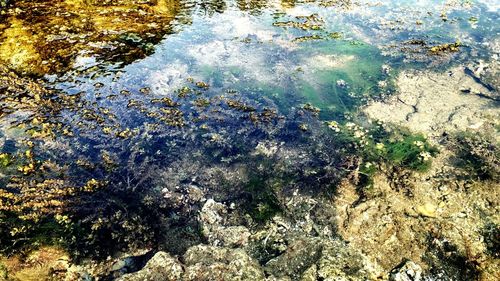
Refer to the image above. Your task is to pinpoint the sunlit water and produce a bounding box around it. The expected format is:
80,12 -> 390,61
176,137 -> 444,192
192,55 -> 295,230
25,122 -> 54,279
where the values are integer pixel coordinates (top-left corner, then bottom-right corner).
43,0 -> 496,163
54,0 -> 498,119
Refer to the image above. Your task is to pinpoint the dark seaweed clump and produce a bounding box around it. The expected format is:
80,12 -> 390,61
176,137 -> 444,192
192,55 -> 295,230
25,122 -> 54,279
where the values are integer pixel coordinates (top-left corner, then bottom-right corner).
450,131 -> 499,181
482,222 -> 500,258
424,237 -> 480,281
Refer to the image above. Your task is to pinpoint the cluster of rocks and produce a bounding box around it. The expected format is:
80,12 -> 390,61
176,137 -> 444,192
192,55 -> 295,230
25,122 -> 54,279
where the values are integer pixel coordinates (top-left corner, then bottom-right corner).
115,198 -> 384,281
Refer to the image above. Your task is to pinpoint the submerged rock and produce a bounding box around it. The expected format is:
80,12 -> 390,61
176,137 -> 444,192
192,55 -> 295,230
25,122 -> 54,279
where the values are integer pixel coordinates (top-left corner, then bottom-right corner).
199,199 -> 251,247
363,66 -> 499,140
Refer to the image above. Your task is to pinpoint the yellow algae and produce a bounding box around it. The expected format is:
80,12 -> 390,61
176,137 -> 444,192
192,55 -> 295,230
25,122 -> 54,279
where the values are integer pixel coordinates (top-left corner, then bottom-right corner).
416,202 -> 437,218
0,0 -> 182,75
0,19 -> 44,74
154,0 -> 180,15
0,247 -> 69,281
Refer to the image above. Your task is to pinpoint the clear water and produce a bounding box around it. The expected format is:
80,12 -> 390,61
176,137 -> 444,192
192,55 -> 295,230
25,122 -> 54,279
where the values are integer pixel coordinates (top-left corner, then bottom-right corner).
0,0 -> 498,258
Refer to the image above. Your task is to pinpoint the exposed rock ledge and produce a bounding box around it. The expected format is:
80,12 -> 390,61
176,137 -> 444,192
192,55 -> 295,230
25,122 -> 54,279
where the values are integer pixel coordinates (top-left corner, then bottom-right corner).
363,66 -> 499,140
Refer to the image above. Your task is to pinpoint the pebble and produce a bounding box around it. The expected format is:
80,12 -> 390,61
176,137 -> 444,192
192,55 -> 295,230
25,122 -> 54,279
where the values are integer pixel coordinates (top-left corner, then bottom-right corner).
416,203 -> 437,218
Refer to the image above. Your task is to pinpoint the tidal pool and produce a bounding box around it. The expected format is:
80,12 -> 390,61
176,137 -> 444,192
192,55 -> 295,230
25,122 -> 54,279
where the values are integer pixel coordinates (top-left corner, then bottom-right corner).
0,0 -> 499,280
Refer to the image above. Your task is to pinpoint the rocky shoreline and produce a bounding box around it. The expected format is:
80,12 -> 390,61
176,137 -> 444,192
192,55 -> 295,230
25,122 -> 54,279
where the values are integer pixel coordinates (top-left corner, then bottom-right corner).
1,57 -> 499,280
0,1 -> 498,281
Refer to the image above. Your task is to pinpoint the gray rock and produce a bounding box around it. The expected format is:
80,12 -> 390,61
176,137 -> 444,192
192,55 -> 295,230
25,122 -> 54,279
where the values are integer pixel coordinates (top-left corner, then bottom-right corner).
118,252 -> 183,281
183,245 -> 266,281
265,237 -> 323,280
390,260 -> 422,281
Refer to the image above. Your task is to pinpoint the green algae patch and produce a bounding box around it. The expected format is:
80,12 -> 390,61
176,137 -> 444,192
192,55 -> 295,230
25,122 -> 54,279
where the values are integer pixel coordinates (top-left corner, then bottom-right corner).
295,41 -> 392,119
327,121 -> 439,186
244,177 -> 283,223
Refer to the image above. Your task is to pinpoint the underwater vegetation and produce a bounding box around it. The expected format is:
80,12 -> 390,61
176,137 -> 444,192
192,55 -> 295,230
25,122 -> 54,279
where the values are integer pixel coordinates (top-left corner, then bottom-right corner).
326,120 -> 438,188
0,0 -> 498,280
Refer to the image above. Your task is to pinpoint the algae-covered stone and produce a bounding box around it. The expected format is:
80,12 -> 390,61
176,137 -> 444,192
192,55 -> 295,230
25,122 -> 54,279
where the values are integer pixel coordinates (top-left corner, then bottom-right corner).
118,252 -> 183,281
199,199 -> 251,247
264,236 -> 381,281
265,237 -> 323,279
317,240 -> 379,281
183,245 -> 266,281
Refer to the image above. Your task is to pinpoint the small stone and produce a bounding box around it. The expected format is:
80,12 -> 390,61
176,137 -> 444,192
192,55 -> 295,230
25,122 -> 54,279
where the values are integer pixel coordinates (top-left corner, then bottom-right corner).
186,185 -> 204,202
390,260 -> 422,281
459,86 -> 471,93
416,203 -> 437,218
382,64 -> 392,74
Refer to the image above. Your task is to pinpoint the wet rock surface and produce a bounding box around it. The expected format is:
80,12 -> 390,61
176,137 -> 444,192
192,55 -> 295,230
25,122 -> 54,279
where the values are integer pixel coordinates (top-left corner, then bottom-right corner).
364,66 -> 500,139
117,252 -> 183,281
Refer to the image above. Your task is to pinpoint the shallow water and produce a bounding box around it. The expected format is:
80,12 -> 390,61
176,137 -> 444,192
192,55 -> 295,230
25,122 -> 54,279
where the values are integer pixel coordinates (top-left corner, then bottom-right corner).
0,0 -> 499,268
43,0 -> 498,154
